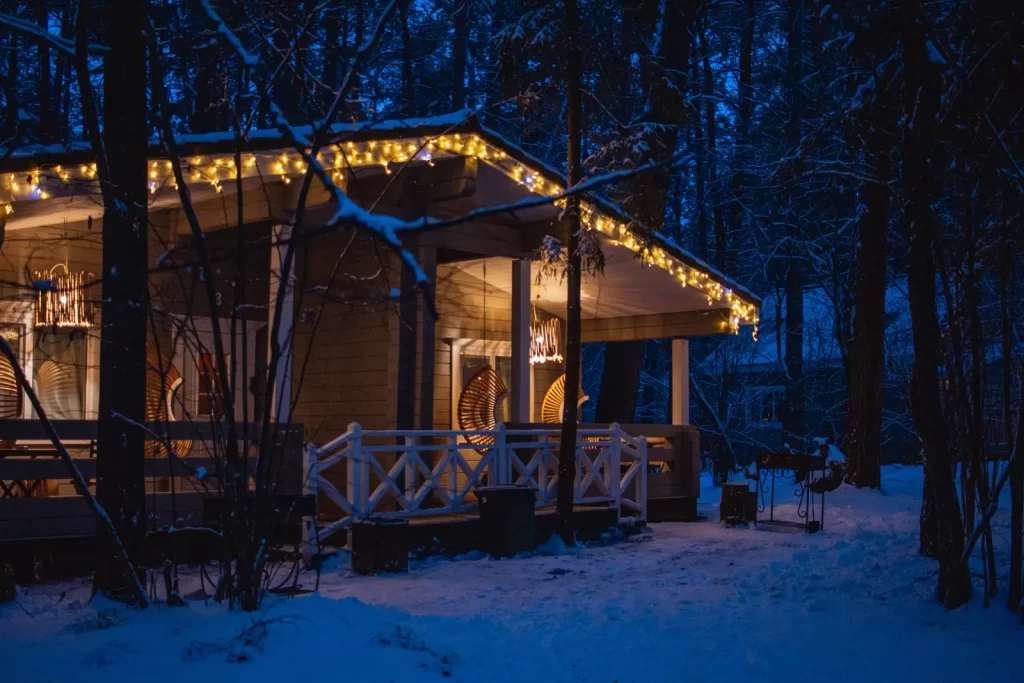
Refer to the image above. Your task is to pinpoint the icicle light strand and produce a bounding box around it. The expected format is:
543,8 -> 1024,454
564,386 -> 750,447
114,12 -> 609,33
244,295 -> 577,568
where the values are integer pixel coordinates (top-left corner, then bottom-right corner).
3,134 -> 759,332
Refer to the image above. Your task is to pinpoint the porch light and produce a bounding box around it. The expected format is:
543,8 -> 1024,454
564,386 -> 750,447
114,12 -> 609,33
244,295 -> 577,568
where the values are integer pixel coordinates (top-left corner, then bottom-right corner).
35,263 -> 94,328
529,314 -> 563,365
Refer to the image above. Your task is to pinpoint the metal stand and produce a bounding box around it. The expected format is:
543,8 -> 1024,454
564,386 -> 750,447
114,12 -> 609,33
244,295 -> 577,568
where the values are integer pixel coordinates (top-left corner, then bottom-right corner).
755,451 -> 826,533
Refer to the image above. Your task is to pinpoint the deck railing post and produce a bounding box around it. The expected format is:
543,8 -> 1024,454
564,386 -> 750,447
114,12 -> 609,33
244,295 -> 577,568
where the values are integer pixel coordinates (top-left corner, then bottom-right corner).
538,445 -> 549,505
574,431 -> 584,503
404,435 -> 416,510
345,423 -> 357,516
302,442 -> 319,564
449,433 -> 459,507
638,434 -> 648,521
348,422 -> 367,517
494,423 -> 508,486
610,423 -> 622,522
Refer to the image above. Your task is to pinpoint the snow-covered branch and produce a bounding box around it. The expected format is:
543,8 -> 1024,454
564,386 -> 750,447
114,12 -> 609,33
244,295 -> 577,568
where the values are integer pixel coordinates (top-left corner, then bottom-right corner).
0,11 -> 110,57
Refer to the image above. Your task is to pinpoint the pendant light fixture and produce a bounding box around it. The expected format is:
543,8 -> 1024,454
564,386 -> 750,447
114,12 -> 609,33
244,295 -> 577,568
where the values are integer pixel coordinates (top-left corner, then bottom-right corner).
529,297 -> 563,365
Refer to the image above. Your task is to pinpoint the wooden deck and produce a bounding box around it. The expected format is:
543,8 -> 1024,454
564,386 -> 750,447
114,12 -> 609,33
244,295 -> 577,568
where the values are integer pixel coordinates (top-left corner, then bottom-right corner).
0,420 -> 304,543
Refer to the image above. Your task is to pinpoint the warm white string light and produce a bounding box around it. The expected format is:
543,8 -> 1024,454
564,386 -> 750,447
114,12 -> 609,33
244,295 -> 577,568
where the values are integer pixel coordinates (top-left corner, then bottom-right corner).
2,132 -> 759,332
530,313 -> 563,365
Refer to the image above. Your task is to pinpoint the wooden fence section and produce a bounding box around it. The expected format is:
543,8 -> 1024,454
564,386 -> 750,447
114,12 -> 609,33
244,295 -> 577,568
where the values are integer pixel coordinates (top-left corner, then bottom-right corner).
311,423 -> 648,541
0,420 -> 303,542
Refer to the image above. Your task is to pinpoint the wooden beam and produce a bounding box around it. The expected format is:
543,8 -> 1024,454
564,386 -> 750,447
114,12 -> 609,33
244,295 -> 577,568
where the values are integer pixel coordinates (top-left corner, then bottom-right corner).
510,259 -> 531,423
396,178 -> 427,431
418,243 -> 438,430
671,339 -> 689,426
581,309 -> 732,342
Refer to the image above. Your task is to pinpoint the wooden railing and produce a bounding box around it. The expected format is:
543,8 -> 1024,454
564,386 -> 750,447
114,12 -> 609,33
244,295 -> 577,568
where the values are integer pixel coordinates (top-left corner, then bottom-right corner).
0,420 -> 304,542
310,423 -> 648,541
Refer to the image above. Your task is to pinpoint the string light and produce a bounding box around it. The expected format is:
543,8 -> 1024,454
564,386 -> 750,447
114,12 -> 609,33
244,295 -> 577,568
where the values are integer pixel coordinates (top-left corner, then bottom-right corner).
530,314 -> 563,365
0,131 -> 759,331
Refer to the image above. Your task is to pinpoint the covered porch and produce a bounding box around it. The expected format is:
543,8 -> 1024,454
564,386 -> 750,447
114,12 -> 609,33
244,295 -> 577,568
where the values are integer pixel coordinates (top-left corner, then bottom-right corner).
0,111 -> 760,547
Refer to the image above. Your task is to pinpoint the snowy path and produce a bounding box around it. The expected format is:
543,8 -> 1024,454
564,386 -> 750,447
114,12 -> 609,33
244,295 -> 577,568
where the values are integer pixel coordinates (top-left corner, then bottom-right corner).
2,466 -> 1020,682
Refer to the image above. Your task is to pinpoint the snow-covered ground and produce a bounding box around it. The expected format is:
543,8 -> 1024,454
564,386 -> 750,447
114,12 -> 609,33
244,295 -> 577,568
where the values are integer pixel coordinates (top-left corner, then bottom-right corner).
2,466 -> 1020,682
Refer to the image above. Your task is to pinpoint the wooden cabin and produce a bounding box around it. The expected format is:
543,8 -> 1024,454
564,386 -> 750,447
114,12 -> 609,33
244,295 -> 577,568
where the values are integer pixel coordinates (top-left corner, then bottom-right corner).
0,112 -> 760,547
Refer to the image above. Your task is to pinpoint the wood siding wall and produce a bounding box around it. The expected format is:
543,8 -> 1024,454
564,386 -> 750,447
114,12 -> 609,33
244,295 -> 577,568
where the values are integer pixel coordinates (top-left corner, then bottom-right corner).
291,228 -> 399,441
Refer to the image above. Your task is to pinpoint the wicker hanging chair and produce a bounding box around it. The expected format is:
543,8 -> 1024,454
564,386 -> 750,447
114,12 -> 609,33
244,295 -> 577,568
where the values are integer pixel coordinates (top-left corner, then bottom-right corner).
540,374 -> 589,424
0,354 -> 21,421
457,365 -> 509,450
0,353 -> 23,449
35,358 -> 84,420
145,350 -> 192,458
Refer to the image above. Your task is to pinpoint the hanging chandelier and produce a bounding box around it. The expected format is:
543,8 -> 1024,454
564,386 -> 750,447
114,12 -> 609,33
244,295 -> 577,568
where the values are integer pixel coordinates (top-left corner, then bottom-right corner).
529,311 -> 563,365
35,262 -> 94,328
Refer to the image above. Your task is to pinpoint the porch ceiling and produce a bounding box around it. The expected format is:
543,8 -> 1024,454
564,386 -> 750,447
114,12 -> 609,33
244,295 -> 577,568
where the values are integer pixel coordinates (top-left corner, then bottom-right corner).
452,245 -> 734,321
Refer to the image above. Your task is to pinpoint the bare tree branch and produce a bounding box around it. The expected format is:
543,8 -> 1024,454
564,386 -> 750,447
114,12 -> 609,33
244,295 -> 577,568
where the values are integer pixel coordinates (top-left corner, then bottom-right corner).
0,11 -> 109,57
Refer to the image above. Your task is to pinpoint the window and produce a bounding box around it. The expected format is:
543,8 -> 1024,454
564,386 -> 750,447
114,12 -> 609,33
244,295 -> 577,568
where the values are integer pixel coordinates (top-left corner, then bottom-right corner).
751,387 -> 784,425
197,352 -> 228,418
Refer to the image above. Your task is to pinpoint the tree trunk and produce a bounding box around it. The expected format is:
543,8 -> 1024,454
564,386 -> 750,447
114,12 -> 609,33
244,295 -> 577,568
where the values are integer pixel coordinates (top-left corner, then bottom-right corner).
900,0 -> 969,608
400,0 -> 415,115
782,0 -> 805,454
556,0 -> 584,545
844,141 -> 888,488
1003,190 -> 1022,612
2,29 -> 17,143
727,0 -> 754,275
58,0 -> 73,144
349,0 -> 365,121
451,0 -> 469,109
94,0 -> 149,598
36,2 -> 53,143
963,183 -> 998,597
692,88 -> 708,259
594,1 -> 696,423
323,4 -> 340,104
698,15 -> 726,272
595,341 -> 644,424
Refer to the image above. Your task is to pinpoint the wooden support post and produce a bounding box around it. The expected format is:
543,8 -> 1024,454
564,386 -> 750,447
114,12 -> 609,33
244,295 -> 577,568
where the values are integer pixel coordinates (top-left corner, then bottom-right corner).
397,178 -> 425,432
268,224 -> 294,422
418,245 -> 437,430
396,249 -> 418,431
671,338 -> 690,426
510,258 -> 531,424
